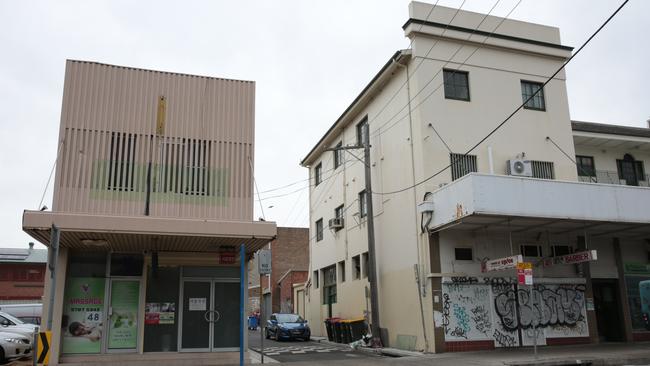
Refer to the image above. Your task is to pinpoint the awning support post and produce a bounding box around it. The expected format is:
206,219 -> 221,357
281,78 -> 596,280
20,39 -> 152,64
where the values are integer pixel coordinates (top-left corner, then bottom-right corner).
47,224 -> 60,331
239,243 -> 245,366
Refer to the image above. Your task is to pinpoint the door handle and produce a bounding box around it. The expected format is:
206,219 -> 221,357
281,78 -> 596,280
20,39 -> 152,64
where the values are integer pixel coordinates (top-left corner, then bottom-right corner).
204,310 -> 215,322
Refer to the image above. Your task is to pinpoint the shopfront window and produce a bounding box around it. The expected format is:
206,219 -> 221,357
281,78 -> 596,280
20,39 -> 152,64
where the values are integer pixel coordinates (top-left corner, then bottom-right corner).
624,264 -> 650,331
63,252 -> 108,354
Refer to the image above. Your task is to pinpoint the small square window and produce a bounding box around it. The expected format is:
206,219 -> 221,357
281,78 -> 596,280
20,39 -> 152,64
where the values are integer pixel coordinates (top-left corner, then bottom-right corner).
454,247 -> 473,261
316,218 -> 324,242
576,156 -> 595,177
521,80 -> 545,111
443,69 -> 470,101
334,141 -> 344,169
315,163 -> 323,186
352,255 -> 361,280
359,190 -> 367,218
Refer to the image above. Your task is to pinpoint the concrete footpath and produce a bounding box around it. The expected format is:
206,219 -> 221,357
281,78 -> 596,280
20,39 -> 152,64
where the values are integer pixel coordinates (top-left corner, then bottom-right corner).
291,341 -> 650,366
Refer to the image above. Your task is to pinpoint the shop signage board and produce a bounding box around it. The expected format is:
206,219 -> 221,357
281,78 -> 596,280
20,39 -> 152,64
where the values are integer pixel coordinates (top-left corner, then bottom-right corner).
61,277 -> 105,354
108,281 -> 140,349
517,262 -> 533,285
543,250 -> 597,267
624,263 -> 650,275
481,254 -> 523,272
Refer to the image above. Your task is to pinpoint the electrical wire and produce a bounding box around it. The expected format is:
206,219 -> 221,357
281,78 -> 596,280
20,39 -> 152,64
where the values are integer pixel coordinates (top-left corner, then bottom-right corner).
373,0 -> 630,196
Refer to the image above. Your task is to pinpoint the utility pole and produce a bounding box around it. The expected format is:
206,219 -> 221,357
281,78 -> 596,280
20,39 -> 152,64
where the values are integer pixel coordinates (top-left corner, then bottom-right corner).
327,122 -> 382,347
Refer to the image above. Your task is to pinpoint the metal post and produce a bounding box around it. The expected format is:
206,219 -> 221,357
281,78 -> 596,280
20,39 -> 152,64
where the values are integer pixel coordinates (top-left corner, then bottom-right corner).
363,122 -> 382,348
240,244 -> 245,366
530,285 -> 537,359
47,224 -> 60,331
32,326 -> 38,366
260,274 -> 264,364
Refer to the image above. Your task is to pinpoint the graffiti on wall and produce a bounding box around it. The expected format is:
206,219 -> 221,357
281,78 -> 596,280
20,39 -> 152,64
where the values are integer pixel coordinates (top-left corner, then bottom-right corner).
442,277 -> 588,347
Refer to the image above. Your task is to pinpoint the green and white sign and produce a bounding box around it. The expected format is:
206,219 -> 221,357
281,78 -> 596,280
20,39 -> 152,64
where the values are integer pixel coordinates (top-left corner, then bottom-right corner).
108,280 -> 140,349
62,277 -> 106,354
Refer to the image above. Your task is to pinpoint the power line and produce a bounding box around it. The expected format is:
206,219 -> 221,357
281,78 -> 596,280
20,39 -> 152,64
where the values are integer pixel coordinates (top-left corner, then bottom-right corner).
370,0 -> 519,138
373,0 -> 630,196
545,136 -> 597,183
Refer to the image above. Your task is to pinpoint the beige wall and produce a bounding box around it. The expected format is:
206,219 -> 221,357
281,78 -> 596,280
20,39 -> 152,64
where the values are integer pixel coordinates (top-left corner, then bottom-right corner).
52,60 -> 255,220
304,3 -> 578,352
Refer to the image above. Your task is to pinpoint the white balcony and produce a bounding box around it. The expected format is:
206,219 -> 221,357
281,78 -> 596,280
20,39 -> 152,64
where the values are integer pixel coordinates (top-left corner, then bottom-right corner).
425,173 -> 650,237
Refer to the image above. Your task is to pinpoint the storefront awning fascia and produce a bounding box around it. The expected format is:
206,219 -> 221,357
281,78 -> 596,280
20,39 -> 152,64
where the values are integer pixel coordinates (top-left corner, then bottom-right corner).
425,173 -> 650,237
22,210 -> 277,253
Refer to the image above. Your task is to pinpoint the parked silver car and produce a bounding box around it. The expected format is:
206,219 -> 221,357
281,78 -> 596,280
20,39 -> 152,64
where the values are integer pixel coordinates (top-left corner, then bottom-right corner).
0,312 -> 37,339
0,331 -> 32,364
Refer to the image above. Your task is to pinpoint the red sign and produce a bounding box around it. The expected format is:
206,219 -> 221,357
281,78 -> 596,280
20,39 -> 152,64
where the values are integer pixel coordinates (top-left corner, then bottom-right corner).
481,255 -> 523,273
517,262 -> 533,285
219,251 -> 236,264
543,250 -> 597,267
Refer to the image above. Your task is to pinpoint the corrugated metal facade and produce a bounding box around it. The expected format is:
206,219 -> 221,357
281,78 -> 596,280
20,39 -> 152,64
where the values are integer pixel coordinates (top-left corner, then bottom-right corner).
52,60 -> 255,220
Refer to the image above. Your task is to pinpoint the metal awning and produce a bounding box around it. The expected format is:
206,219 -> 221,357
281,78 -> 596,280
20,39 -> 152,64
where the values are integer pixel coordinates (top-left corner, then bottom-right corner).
22,210 -> 277,254
425,173 -> 650,238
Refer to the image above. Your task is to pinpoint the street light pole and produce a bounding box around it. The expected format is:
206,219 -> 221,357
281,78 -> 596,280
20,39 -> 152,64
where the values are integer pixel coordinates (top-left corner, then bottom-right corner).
326,122 -> 382,347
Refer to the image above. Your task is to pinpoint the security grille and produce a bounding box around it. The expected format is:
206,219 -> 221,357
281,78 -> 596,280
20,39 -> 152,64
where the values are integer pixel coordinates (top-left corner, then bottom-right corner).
108,132 -> 137,191
531,160 -> 555,179
158,138 -> 212,196
450,153 -> 478,181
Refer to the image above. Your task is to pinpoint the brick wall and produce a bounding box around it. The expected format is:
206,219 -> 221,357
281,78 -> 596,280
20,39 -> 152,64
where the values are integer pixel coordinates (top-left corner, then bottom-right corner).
278,271 -> 308,313
245,227 -> 308,314
270,227 -> 309,313
0,263 -> 46,301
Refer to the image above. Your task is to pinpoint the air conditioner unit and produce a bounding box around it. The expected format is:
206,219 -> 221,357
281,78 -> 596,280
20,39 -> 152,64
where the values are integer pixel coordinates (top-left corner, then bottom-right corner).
507,159 -> 533,177
328,218 -> 344,230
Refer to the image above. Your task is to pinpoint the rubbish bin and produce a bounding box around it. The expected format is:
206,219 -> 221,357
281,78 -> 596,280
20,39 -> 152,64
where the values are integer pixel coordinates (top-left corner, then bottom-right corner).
248,316 -> 258,330
332,319 -> 344,343
347,317 -> 368,342
324,317 -> 340,341
339,319 -> 352,344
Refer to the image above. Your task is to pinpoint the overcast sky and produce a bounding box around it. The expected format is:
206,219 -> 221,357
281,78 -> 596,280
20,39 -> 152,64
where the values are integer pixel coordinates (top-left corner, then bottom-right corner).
1,0 -> 647,249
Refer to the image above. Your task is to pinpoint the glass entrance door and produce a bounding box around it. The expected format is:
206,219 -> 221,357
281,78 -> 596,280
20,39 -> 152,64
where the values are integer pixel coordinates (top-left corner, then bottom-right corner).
181,281 -> 211,351
213,282 -> 240,350
107,279 -> 141,351
180,280 -> 240,352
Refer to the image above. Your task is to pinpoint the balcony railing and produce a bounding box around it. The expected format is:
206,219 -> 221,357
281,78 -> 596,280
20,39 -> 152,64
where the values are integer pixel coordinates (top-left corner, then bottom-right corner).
578,170 -> 650,187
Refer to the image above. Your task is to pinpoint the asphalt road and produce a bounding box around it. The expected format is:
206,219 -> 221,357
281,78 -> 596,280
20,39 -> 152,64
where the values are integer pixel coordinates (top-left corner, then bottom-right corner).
247,329 -> 382,363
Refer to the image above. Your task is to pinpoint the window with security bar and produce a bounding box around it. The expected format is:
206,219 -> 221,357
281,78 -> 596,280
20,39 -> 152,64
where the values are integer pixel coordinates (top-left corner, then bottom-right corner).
450,153 -> 477,181
531,160 -> 555,179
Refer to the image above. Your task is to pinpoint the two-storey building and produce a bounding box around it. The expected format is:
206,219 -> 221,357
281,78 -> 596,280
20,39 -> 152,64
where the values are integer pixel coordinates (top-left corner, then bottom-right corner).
301,2 -> 650,353
22,60 -> 276,365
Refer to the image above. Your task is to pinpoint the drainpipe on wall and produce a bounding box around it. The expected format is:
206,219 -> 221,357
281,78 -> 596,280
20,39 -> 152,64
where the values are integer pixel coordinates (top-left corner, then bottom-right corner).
488,146 -> 495,174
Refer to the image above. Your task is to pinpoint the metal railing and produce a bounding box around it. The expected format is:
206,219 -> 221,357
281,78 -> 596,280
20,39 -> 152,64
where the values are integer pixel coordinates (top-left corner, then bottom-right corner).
578,170 -> 650,186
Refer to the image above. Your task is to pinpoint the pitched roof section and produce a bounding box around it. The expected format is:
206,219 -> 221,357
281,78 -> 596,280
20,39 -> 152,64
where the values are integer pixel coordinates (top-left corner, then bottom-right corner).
0,248 -> 48,264
300,50 -> 411,167
572,120 -> 650,139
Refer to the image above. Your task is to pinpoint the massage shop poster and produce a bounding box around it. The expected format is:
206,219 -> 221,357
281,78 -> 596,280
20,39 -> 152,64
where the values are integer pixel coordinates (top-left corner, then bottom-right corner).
107,281 -> 140,349
62,277 -> 106,354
